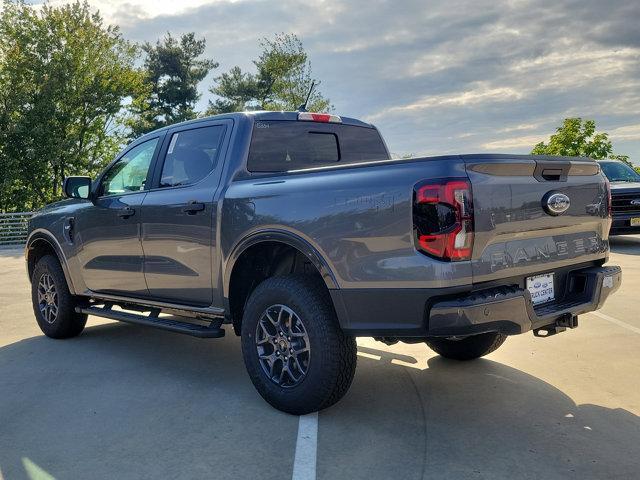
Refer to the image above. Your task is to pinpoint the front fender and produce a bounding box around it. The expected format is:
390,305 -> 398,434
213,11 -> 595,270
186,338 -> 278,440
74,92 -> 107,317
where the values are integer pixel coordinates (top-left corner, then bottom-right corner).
25,229 -> 78,295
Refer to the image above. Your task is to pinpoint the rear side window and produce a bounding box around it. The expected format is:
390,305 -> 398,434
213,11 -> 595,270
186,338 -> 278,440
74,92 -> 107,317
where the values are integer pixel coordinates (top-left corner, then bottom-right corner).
247,121 -> 389,172
159,125 -> 225,188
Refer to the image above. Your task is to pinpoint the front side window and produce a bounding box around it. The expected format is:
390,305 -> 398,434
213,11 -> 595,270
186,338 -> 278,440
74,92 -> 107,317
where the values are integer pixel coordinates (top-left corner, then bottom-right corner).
99,138 -> 158,196
159,125 -> 225,188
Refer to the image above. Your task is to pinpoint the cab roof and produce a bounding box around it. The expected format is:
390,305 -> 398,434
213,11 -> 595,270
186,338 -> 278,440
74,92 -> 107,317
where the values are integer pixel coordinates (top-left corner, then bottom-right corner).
139,111 -> 375,141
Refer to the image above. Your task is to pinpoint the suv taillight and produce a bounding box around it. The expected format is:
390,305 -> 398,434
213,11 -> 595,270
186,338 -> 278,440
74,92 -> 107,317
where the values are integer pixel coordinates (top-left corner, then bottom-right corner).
413,178 -> 474,261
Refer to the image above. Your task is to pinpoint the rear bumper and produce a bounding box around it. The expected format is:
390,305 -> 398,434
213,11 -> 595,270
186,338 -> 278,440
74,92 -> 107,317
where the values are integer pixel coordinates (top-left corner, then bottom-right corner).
331,265 -> 621,337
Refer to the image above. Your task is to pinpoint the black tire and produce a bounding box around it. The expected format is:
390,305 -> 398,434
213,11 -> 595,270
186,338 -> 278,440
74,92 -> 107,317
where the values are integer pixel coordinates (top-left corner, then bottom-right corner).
425,332 -> 507,361
241,275 -> 357,415
31,255 -> 87,339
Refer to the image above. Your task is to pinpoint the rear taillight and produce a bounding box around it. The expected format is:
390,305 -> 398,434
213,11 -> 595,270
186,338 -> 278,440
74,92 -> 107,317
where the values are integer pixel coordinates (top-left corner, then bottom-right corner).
413,178 -> 474,261
604,178 -> 612,217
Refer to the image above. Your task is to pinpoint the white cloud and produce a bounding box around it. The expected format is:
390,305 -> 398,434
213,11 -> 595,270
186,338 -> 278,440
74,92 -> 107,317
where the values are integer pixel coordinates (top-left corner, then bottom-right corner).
497,123 -> 541,133
510,46 -> 640,92
39,0 -> 237,23
480,135 -> 548,150
609,125 -> 640,141
368,84 -> 525,120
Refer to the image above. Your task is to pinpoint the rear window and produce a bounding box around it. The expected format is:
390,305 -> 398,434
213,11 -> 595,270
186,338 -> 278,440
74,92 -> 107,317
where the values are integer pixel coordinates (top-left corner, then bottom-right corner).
247,121 -> 389,172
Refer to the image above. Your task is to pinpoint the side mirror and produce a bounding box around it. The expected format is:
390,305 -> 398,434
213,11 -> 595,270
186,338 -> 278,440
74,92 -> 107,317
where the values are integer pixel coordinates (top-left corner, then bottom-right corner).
63,176 -> 92,199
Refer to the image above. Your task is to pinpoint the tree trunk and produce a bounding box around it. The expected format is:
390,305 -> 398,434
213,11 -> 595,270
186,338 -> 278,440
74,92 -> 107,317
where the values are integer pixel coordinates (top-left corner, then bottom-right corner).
52,165 -> 59,198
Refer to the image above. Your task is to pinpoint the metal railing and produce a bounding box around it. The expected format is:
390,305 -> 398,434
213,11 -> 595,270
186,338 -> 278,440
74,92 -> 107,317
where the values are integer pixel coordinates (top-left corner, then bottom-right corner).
0,212 -> 33,246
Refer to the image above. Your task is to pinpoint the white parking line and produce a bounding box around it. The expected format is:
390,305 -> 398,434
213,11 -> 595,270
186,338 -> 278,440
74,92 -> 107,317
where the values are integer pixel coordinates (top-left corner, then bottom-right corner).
292,412 -> 318,480
590,311 -> 640,335
391,358 -> 427,370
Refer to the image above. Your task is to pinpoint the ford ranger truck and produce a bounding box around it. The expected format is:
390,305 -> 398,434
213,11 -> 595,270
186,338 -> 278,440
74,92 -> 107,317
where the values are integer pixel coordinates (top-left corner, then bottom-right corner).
25,111 -> 621,414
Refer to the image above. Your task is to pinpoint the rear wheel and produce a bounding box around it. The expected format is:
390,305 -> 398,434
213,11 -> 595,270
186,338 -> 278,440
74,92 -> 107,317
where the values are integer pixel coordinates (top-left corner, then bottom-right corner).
241,275 -> 357,415
425,332 -> 507,361
31,255 -> 87,339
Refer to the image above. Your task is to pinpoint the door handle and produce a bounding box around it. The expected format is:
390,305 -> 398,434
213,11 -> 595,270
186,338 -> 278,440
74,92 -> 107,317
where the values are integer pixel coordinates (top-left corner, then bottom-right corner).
182,201 -> 205,214
117,207 -> 135,218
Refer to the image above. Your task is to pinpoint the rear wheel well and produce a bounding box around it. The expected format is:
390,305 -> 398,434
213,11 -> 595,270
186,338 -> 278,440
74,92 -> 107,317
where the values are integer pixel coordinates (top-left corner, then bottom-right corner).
228,241 -> 327,335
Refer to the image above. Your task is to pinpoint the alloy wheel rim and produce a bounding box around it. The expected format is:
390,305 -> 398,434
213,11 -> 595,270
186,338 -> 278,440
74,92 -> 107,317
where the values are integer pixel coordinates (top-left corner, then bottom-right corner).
37,273 -> 58,324
255,304 -> 310,388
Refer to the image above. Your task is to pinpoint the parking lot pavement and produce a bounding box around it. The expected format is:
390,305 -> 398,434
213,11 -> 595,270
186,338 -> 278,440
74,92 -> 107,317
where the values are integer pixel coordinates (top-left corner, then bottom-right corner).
1,239 -> 640,480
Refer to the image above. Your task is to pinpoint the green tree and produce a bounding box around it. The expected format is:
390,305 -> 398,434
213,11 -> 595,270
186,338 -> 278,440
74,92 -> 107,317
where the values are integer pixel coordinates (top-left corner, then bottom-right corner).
532,118 -> 631,165
0,0 -> 145,211
128,32 -> 217,137
208,33 -> 331,114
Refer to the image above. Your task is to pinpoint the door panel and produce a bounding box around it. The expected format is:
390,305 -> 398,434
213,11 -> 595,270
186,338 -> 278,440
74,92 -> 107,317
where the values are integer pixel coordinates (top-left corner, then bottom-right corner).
141,185 -> 215,305
77,193 -> 148,294
141,122 -> 229,306
76,136 -> 161,295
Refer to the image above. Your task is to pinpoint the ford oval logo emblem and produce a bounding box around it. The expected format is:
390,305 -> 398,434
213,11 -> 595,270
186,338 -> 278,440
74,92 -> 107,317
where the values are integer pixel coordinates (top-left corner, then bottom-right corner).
542,192 -> 571,216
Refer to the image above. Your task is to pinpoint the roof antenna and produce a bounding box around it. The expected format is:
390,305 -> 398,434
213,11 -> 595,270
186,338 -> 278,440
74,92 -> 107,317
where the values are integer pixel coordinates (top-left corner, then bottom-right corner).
297,81 -> 316,112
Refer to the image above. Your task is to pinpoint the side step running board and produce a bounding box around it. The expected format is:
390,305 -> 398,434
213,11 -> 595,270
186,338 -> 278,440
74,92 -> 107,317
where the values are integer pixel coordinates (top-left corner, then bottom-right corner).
77,306 -> 225,338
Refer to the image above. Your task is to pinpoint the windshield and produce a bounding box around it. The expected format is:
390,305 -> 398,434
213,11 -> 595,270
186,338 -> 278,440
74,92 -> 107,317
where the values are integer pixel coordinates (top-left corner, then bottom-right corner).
600,161 -> 640,182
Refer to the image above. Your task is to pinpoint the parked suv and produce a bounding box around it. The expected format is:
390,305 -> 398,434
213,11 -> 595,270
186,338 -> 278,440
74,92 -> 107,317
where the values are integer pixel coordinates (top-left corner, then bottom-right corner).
26,111 -> 621,413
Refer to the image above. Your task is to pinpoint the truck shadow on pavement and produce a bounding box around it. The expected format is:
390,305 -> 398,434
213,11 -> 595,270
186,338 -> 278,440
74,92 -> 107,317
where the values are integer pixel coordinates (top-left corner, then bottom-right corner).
320,345 -> 640,480
0,325 -> 639,480
0,322 -> 298,480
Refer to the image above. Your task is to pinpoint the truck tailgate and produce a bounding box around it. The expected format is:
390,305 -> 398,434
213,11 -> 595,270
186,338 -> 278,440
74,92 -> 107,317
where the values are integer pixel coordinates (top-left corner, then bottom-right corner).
463,155 -> 611,283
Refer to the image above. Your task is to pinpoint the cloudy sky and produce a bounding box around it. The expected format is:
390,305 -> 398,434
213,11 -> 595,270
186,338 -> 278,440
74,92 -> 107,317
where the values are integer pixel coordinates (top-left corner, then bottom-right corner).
42,0 -> 640,161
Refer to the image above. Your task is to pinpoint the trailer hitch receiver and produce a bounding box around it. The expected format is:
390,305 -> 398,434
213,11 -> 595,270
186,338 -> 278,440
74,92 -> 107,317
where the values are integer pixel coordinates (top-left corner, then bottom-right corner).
533,314 -> 578,338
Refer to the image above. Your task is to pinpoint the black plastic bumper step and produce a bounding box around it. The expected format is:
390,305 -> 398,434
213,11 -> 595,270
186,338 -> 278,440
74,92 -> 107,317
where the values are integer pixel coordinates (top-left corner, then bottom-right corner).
77,306 -> 225,338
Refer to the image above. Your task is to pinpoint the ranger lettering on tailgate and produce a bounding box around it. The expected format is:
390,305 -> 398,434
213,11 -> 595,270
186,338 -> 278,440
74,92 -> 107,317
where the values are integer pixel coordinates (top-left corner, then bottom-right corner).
485,233 -> 608,272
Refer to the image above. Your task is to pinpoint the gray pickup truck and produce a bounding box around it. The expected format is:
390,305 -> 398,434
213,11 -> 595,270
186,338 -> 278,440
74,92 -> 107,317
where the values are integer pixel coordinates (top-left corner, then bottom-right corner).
26,111 -> 621,414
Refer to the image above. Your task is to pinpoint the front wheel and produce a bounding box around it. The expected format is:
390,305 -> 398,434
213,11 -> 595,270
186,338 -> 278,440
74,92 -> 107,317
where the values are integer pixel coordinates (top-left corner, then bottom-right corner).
241,275 -> 357,415
31,255 -> 87,339
425,332 -> 507,361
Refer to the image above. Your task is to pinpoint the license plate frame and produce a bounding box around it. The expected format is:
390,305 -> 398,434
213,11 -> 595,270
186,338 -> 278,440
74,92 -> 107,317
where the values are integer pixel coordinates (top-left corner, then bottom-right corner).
630,217 -> 640,227
526,273 -> 555,306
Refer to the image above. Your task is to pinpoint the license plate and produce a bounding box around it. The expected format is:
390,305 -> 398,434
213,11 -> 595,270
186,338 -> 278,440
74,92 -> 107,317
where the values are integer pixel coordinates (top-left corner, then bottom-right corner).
526,273 -> 555,305
631,217 -> 640,227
